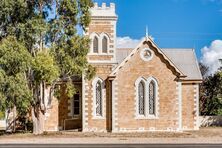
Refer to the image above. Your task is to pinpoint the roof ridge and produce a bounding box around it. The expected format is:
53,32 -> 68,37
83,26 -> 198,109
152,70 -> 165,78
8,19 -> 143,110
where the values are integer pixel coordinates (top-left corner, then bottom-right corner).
110,37 -> 186,77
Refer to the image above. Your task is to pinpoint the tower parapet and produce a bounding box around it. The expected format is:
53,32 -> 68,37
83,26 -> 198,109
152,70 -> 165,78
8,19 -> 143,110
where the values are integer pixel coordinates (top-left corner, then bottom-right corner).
87,3 -> 118,64
90,3 -> 117,19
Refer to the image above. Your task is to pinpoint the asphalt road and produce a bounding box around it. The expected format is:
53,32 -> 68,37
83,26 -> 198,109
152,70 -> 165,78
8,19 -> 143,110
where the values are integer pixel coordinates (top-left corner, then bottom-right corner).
1,144 -> 222,148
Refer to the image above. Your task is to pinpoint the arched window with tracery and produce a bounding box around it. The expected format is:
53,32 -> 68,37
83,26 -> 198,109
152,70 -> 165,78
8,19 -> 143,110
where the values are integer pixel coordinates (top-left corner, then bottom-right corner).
138,81 -> 145,115
93,36 -> 99,53
102,36 -> 108,53
92,77 -> 104,118
148,80 -> 156,115
95,81 -> 102,116
135,77 -> 158,118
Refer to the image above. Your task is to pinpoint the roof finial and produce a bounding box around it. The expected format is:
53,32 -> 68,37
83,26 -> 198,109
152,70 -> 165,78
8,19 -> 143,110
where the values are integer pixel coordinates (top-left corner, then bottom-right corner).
146,26 -> 149,38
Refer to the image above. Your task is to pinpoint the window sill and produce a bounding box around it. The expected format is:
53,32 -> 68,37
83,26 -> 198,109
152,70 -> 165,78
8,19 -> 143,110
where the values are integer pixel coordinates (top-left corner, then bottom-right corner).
92,116 -> 105,120
135,116 -> 158,120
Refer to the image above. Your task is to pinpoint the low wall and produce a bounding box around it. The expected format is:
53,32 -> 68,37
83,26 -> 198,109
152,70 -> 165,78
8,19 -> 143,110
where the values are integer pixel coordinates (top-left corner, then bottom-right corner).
199,116 -> 222,127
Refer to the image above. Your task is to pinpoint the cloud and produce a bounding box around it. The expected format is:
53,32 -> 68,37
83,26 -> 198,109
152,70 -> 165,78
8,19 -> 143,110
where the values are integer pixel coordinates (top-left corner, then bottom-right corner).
201,40 -> 222,74
116,36 -> 141,48
116,36 -> 155,48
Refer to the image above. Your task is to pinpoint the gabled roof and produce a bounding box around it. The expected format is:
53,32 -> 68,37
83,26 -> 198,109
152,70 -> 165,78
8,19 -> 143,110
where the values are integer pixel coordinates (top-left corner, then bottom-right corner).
116,48 -> 132,64
162,48 -> 203,80
115,44 -> 203,81
110,37 -> 186,77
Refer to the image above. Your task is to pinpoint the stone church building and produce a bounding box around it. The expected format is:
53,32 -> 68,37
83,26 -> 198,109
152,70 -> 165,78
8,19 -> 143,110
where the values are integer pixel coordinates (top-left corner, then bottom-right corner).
43,3 -> 202,132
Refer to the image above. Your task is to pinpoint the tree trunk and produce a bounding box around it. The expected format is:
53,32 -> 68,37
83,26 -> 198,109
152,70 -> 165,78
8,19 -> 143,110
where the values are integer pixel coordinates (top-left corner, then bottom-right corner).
32,81 -> 47,135
13,106 -> 16,132
32,107 -> 45,135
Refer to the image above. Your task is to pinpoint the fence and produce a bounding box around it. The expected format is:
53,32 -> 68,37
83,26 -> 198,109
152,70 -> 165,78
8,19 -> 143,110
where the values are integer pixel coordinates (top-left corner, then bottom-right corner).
0,120 -> 6,130
199,116 -> 222,127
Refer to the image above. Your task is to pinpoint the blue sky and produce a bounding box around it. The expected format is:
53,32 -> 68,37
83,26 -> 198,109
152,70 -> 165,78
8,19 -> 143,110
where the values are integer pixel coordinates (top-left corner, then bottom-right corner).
94,0 -> 222,70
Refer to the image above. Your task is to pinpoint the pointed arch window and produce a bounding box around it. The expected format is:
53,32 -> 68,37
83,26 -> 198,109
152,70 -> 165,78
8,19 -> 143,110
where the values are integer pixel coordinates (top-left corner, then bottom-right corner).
95,81 -> 102,116
92,77 -> 104,118
149,80 -> 156,115
135,77 -> 158,118
102,36 -> 108,53
138,81 -> 145,115
93,36 -> 99,53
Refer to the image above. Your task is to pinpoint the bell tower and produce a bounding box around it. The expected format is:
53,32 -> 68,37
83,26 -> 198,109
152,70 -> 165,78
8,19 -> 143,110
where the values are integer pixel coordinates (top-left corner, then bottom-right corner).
86,3 -> 118,64
82,3 -> 118,132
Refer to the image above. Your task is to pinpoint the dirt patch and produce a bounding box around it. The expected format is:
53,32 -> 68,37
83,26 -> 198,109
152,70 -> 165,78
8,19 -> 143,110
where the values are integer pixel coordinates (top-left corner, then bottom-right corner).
1,127 -> 222,139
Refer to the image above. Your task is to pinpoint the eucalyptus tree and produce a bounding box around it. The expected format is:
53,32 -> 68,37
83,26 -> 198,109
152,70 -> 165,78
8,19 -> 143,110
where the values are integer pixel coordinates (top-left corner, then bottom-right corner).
0,0 -> 94,134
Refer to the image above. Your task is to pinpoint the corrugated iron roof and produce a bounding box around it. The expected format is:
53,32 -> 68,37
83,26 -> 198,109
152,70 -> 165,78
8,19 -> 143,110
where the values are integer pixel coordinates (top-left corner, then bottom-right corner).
162,48 -> 202,80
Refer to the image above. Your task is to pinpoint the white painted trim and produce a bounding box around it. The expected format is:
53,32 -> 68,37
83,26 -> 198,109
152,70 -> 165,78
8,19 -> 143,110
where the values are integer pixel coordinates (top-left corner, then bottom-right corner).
134,76 -> 159,119
110,37 -> 186,77
89,32 -> 100,54
112,20 -> 117,63
111,79 -> 119,132
140,48 -> 154,61
196,84 -> 200,129
100,32 -> 110,53
90,2 -> 117,17
114,80 -> 118,131
177,81 -> 182,131
148,38 -> 186,76
135,77 -> 147,117
89,32 -> 113,54
194,84 -> 200,130
92,77 -> 105,119
147,76 -> 159,118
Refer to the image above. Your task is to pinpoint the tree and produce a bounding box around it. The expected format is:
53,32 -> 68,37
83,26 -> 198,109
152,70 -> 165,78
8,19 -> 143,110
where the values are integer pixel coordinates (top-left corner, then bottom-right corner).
199,62 -> 222,115
199,62 -> 209,79
0,36 -> 32,132
0,0 -> 94,134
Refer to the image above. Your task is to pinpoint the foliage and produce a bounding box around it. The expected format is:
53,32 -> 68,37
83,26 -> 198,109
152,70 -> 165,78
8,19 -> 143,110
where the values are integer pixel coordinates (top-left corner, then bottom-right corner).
0,36 -> 32,116
0,0 -> 95,134
32,51 -> 59,84
200,62 -> 222,115
0,111 -> 5,119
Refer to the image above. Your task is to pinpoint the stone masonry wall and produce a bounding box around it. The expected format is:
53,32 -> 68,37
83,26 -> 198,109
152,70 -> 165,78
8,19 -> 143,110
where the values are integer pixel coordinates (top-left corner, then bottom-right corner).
114,42 -> 180,132
87,19 -> 116,61
182,83 -> 198,130
83,64 -> 113,132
